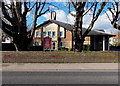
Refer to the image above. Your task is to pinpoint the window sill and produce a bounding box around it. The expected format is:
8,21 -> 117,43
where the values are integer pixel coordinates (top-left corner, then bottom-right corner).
59,37 -> 65,38
35,36 -> 41,38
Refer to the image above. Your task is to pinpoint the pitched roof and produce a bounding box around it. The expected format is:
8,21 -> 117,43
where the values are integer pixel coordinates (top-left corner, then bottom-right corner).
87,29 -> 114,36
37,20 -> 73,30
37,20 -> 115,36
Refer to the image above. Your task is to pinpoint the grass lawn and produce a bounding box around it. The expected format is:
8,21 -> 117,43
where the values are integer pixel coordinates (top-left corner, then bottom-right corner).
2,51 -> 119,63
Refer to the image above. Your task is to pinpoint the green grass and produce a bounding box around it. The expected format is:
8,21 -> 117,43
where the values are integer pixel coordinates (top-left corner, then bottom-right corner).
54,50 -> 74,53
2,51 -> 119,63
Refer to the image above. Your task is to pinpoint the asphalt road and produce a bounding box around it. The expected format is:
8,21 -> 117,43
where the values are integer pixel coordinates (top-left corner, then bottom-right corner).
2,71 -> 118,84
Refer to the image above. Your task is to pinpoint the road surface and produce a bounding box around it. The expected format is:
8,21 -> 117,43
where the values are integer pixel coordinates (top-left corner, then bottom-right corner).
2,71 -> 118,84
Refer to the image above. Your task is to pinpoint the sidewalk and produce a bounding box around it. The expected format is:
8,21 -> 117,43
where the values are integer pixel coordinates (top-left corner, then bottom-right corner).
1,63 -> 118,72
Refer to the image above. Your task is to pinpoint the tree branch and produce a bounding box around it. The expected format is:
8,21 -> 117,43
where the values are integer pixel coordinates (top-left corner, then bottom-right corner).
2,2 -> 17,26
93,2 -> 98,18
16,2 -> 22,22
22,2 -> 29,17
83,3 -> 94,16
108,8 -> 115,19
104,10 -> 112,22
39,1 -> 46,15
29,2 -> 39,39
28,3 -> 36,11
11,2 -> 18,22
1,19 -> 16,36
71,2 -> 76,9
83,2 -> 107,38
37,8 -> 49,18
111,21 -> 120,30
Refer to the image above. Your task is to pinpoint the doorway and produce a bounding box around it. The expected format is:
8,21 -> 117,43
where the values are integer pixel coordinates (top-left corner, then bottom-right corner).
52,42 -> 56,50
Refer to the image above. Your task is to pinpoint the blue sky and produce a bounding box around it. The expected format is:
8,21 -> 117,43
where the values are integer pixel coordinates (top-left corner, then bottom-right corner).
26,2 -> 74,27
2,0 -> 119,33
26,2 -> 120,33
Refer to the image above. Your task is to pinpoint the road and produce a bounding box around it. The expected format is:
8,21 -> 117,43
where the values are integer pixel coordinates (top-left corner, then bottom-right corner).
2,70 -> 118,84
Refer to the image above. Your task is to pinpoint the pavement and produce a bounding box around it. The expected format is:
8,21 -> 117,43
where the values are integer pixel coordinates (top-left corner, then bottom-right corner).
1,63 -> 119,72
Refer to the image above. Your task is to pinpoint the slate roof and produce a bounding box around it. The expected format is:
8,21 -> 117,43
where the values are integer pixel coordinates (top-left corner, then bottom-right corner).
37,20 -> 115,36
37,20 -> 73,30
88,30 -> 114,36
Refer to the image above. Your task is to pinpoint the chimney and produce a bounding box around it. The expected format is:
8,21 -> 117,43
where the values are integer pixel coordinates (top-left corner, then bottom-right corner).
50,11 -> 56,20
50,12 -> 52,20
54,12 -> 56,20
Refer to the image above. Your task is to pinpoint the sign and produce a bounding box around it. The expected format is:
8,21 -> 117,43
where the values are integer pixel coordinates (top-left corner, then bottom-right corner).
43,37 -> 52,49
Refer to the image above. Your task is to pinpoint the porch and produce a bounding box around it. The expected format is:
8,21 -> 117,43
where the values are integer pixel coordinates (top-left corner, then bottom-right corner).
90,35 -> 110,51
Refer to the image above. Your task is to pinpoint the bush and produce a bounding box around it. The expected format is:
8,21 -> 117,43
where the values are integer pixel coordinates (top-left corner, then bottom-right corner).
83,44 -> 90,51
110,44 -> 120,49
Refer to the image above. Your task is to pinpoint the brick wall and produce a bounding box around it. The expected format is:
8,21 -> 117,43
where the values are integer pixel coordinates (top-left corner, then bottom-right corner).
60,30 -> 72,50
33,27 -> 42,46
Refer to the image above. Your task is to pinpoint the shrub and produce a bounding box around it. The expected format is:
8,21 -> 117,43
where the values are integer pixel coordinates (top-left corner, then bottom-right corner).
110,44 -> 120,49
83,44 -> 90,51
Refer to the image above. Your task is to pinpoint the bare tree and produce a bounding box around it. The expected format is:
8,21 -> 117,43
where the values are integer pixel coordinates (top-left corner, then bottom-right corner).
68,1 -> 107,52
0,0 -> 50,51
106,2 -> 120,30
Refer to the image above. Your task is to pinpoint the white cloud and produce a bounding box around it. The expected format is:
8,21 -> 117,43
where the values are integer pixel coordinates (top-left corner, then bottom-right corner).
83,10 -> 118,33
83,11 -> 93,27
49,5 -> 57,10
3,0 -> 11,5
43,10 -> 75,24
26,8 -> 35,19
55,10 -> 70,23
42,12 -> 51,19
93,11 -> 113,29
43,9 -> 119,33
67,14 -> 75,24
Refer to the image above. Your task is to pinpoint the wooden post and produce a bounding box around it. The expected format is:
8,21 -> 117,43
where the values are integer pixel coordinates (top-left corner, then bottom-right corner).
108,36 -> 110,51
103,36 -> 105,51
94,35 -> 95,50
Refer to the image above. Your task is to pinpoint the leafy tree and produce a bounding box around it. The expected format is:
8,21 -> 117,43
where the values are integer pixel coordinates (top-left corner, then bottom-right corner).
0,0 -> 50,51
68,1 -> 107,52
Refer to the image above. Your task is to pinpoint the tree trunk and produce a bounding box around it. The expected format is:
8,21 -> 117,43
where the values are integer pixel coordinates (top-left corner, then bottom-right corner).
13,27 -> 29,51
13,36 -> 28,51
74,38 -> 84,52
73,6 -> 84,52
